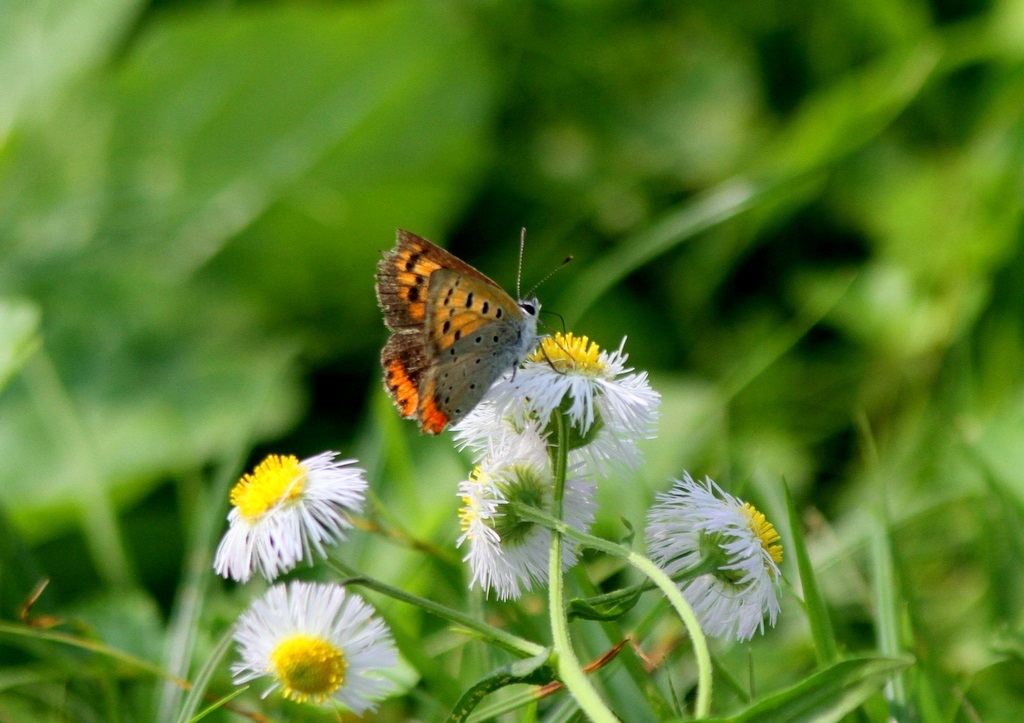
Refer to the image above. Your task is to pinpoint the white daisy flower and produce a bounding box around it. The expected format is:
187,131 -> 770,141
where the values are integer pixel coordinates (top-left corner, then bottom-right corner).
453,333 -> 659,475
214,452 -> 366,583
232,581 -> 396,713
456,431 -> 596,601
646,473 -> 783,642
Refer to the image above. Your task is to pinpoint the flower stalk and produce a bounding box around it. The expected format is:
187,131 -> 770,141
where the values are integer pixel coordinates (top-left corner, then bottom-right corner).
547,411 -> 619,722
329,559 -> 546,659
515,501 -> 713,718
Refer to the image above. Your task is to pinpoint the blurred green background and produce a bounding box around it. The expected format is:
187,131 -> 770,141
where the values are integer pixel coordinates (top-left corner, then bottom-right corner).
3,0 -> 1024,719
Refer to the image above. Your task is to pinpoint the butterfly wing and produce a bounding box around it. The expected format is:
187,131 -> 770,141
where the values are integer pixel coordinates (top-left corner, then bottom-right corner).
376,230 -> 525,434
419,270 -> 527,430
377,229 -> 505,331
419,312 -> 532,430
380,332 -> 428,420
423,268 -> 524,357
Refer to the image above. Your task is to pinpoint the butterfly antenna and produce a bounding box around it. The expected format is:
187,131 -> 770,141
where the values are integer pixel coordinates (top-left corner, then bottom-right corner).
517,227 -> 527,299
525,254 -> 573,299
539,309 -> 568,335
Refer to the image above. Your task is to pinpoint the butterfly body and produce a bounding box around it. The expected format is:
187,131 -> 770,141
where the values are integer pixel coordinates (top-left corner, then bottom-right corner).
376,230 -> 539,434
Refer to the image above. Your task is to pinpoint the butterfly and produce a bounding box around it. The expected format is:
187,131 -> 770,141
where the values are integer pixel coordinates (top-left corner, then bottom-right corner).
375,229 -> 540,434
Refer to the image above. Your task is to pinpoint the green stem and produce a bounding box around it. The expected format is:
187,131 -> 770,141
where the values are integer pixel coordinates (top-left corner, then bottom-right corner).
574,555 -> 719,611
328,560 -> 545,659
547,412 -> 618,722
176,626 -> 235,723
0,621 -> 186,685
628,553 -> 712,717
515,503 -> 713,718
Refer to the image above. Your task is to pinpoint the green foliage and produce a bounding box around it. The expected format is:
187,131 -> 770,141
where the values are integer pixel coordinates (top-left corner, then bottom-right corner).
567,585 -> 645,623
0,297 -> 40,392
703,656 -> 914,723
783,478 -> 837,665
2,0 -> 1024,719
448,650 -> 554,723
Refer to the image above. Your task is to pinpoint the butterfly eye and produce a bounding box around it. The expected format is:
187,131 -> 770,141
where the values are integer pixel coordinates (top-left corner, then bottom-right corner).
519,301 -> 537,316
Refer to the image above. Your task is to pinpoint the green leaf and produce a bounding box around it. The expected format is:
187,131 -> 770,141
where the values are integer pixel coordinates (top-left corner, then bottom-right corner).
0,0 -> 494,543
868,515 -> 909,719
620,516 -> 637,547
177,630 -> 235,723
557,177 -> 780,323
0,0 -> 142,138
705,656 -> 912,723
0,297 -> 39,392
447,649 -> 555,723
106,1 -> 493,279
556,41 -> 939,323
72,588 -> 166,664
567,585 -> 644,622
761,43 -> 939,178
783,479 -> 838,665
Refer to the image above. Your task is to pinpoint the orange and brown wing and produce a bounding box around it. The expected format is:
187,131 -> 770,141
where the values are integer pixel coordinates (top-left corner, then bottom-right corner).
381,332 -> 428,421
376,229 -> 503,331
376,229 -> 508,434
424,269 -> 523,357
416,376 -> 450,434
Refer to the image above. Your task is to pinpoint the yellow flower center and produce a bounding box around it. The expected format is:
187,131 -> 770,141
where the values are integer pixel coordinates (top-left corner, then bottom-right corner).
528,332 -> 606,375
742,502 -> 784,566
269,634 -> 347,703
230,454 -> 306,522
459,467 -> 487,536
